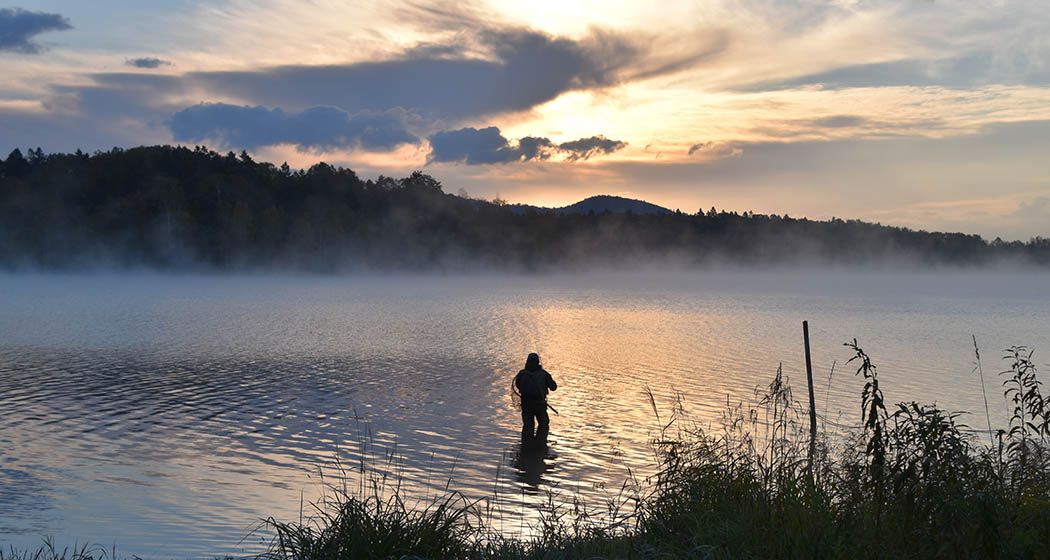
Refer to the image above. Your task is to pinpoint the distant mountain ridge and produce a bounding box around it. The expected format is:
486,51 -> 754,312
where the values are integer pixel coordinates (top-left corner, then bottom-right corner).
509,195 -> 672,216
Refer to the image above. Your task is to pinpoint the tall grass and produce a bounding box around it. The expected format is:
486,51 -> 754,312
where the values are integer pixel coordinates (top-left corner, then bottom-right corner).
261,341 -> 1050,560
8,343 -> 1050,559
0,540 -> 119,560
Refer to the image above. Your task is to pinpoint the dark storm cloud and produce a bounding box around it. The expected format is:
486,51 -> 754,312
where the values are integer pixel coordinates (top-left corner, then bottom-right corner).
0,7 -> 71,53
168,103 -> 419,151
427,126 -> 625,164
126,57 -> 172,69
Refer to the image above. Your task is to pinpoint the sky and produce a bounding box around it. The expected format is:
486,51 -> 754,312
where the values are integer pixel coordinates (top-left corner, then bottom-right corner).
2,1 -> 1049,240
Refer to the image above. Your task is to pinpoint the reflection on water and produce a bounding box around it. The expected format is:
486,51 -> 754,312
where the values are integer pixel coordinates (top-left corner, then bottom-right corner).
512,438 -> 556,491
1,271 -> 1048,558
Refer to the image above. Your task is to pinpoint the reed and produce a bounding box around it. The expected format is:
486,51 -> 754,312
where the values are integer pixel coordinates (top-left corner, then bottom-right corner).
262,341 -> 1050,559
0,540 -> 119,560
8,342 -> 1050,559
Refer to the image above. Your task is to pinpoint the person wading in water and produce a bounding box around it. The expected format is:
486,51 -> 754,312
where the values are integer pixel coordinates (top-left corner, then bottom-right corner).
514,353 -> 557,441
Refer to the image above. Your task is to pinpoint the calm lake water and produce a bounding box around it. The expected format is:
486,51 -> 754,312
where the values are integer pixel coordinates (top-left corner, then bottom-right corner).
2,270 -> 1049,558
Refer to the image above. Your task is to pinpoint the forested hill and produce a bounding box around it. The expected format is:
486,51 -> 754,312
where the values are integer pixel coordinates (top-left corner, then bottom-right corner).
509,195 -> 672,216
0,145 -> 1047,271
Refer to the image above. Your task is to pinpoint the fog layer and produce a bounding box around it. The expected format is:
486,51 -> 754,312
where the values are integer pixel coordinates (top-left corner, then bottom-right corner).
2,146 -> 1048,272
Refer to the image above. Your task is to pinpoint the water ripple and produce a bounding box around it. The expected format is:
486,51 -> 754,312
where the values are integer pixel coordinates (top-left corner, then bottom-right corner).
1,271 -> 1048,557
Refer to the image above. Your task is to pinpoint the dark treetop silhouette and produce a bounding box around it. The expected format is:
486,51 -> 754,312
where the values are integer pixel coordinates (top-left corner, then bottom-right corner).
1,145 -> 1048,270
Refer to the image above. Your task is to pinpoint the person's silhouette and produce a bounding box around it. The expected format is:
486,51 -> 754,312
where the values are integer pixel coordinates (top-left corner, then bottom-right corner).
514,352 -> 557,441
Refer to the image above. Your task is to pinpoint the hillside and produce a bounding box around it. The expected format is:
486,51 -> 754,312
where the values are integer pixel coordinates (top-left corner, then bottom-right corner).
510,195 -> 672,216
558,195 -> 671,215
1,145 -> 1048,270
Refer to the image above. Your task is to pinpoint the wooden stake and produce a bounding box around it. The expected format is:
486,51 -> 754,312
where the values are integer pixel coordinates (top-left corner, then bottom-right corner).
804,320 -> 817,482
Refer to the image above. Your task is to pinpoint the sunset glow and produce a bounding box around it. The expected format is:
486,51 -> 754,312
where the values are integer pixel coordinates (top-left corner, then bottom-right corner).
2,1 -> 1049,238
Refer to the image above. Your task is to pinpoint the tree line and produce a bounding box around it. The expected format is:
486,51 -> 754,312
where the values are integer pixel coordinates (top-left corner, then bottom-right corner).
1,145 -> 1047,271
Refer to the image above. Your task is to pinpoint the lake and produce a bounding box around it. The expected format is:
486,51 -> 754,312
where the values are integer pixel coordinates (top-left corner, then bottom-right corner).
1,270 -> 1048,558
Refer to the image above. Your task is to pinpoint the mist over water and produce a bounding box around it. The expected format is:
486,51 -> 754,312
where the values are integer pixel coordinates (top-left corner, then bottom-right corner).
1,270 -> 1048,558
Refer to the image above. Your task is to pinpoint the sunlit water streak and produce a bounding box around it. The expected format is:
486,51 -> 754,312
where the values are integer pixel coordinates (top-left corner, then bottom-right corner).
1,271 -> 1048,558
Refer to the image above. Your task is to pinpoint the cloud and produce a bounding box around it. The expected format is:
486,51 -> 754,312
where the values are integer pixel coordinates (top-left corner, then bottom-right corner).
558,136 -> 628,161
1,5 -> 725,158
804,115 -> 869,128
126,57 -> 172,69
588,120 -> 1050,240
63,16 -> 725,125
744,52 -> 1050,91
517,136 -> 558,161
1011,196 -> 1050,238
0,104 -> 166,154
427,127 -> 534,164
688,141 -> 743,158
0,7 -> 72,53
427,126 -> 625,165
186,28 -> 656,118
168,103 -> 419,151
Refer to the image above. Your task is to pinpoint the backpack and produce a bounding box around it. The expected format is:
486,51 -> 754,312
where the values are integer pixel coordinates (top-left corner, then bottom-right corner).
519,369 -> 548,399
